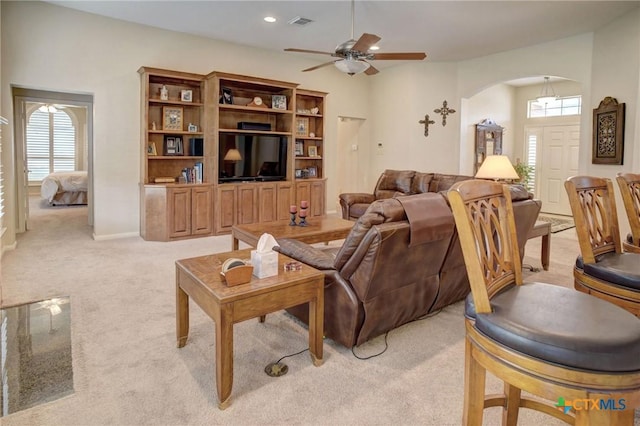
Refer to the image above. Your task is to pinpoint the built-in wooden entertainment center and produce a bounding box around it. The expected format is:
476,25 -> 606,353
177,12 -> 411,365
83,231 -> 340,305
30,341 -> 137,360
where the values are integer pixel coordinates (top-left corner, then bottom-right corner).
139,67 -> 327,241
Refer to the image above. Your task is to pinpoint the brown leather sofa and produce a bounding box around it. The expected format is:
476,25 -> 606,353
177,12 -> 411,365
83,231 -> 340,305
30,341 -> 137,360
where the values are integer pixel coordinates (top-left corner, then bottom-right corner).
339,169 -> 474,220
277,187 -> 541,348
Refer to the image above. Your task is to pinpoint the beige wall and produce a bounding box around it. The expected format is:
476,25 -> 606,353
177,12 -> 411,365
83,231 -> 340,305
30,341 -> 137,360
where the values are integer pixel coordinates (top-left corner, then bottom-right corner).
1,1 -> 370,243
2,1 -> 639,244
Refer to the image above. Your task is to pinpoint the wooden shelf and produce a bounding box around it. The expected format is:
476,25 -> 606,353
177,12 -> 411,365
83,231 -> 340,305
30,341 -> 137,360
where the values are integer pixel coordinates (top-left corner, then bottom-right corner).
149,99 -> 204,107
148,156 -> 204,160
218,128 -> 291,136
219,104 -> 292,114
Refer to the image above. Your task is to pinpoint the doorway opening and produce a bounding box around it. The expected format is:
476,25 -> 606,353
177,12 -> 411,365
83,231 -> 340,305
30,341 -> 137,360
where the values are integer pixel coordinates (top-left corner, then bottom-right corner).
12,87 -> 94,233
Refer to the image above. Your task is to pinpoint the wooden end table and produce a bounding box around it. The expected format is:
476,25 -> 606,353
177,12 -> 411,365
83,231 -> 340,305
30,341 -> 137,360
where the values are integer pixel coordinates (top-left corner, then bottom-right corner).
176,249 -> 324,409
231,215 -> 354,250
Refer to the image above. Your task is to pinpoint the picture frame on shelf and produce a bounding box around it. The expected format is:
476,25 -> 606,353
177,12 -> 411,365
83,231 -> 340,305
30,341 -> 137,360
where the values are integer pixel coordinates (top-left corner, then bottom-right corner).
181,90 -> 193,102
295,140 -> 304,156
147,142 -> 157,156
308,145 -> 318,157
308,167 -> 317,178
295,169 -> 303,178
295,117 -> 309,137
272,95 -> 287,110
187,123 -> 198,132
162,106 -> 183,131
220,87 -> 233,104
164,136 -> 184,156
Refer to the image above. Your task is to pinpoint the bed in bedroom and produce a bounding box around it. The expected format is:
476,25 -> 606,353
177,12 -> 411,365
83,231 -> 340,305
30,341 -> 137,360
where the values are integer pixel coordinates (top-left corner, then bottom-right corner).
40,171 -> 88,205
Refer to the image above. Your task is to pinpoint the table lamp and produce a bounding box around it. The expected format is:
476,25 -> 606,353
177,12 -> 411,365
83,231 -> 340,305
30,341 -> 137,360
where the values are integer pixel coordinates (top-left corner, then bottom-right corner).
475,155 -> 519,181
223,148 -> 242,176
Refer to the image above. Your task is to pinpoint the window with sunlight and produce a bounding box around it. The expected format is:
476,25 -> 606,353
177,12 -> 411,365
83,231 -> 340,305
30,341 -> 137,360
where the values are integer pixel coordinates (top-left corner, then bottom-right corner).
26,108 -> 76,182
528,96 -> 582,118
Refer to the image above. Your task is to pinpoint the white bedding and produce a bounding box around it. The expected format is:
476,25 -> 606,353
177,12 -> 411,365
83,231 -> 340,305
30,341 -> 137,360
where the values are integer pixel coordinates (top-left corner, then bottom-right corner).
41,171 -> 88,204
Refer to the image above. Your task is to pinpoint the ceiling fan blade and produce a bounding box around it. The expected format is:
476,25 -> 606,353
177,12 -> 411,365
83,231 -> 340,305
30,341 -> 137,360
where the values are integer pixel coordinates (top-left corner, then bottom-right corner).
302,61 -> 339,72
285,48 -> 334,56
364,62 -> 379,76
351,33 -> 381,53
370,52 -> 427,61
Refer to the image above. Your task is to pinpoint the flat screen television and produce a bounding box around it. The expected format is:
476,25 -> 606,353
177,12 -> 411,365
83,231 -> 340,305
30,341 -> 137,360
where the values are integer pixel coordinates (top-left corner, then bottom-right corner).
218,134 -> 288,183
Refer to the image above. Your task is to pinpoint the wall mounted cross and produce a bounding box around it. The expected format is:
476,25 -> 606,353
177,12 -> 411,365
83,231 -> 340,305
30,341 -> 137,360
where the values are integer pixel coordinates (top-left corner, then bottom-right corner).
434,100 -> 456,126
419,114 -> 435,137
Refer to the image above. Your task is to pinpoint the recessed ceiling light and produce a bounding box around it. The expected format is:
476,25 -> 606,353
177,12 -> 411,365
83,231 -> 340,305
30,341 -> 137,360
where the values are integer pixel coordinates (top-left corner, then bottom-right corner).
369,46 -> 380,51
264,16 -> 276,23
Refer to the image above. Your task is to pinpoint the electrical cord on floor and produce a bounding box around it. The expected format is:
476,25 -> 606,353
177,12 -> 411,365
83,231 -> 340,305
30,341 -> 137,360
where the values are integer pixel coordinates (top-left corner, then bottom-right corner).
274,347 -> 309,365
351,308 -> 445,360
351,331 -> 389,359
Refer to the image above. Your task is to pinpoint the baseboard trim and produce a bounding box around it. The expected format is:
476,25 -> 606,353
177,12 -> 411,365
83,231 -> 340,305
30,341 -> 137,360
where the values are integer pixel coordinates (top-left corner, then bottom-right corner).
92,231 -> 140,241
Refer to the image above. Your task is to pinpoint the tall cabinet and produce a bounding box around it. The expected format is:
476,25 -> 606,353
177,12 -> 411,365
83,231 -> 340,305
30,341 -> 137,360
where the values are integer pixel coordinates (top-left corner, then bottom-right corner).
139,67 -> 213,241
474,118 -> 504,174
139,68 -> 328,240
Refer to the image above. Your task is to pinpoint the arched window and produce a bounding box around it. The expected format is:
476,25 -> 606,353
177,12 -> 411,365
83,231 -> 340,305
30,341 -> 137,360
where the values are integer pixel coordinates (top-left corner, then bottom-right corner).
26,107 -> 76,182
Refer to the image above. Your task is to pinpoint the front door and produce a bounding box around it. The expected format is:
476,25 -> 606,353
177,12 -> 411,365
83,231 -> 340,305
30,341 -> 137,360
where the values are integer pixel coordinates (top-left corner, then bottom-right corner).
538,125 -> 580,215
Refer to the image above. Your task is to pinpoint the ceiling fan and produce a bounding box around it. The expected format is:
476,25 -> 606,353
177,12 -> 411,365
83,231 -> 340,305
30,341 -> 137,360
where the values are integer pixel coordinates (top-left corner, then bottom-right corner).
285,0 -> 426,76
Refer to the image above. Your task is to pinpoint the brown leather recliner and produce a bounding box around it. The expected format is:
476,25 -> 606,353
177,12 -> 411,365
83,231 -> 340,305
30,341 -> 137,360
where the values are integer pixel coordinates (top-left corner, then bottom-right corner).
277,193 -> 467,347
277,189 -> 541,348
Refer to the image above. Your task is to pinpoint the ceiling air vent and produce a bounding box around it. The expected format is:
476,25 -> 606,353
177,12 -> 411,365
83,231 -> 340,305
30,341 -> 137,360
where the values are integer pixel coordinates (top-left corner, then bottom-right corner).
288,16 -> 313,26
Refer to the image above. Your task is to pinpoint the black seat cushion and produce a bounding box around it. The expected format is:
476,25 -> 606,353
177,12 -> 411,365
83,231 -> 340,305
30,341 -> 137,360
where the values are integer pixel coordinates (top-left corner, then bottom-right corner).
465,282 -> 640,372
576,252 -> 640,291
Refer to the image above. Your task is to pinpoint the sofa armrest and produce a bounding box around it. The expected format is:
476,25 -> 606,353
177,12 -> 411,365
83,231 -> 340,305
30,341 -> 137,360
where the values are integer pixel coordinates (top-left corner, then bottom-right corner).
274,238 -> 336,270
339,193 -> 375,206
339,193 -> 375,220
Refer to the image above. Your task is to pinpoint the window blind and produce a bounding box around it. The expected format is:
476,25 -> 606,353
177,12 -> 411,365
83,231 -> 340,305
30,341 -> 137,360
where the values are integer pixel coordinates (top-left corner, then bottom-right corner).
26,109 -> 76,182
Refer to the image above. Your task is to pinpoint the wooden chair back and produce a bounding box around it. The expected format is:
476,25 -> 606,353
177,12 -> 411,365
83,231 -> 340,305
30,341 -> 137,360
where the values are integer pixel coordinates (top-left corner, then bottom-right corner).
616,173 -> 640,246
448,179 -> 522,315
565,176 -> 622,264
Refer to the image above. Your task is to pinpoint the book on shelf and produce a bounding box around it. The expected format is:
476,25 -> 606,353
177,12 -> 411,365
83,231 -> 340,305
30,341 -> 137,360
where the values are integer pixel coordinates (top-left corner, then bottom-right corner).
181,162 -> 203,184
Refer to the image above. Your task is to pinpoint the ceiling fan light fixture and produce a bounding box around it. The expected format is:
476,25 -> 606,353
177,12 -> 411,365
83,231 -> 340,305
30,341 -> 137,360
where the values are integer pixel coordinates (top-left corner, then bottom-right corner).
536,76 -> 558,104
335,59 -> 370,75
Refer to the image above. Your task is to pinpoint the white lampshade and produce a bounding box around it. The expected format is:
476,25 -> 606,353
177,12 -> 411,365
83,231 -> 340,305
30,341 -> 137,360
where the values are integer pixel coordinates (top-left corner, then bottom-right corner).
224,149 -> 242,162
475,155 -> 520,180
334,59 -> 370,75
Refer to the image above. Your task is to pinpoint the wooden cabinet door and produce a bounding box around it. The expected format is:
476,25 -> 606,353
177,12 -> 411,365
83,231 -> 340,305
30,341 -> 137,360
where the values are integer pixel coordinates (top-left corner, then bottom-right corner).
296,180 -> 325,217
237,184 -> 258,225
258,183 -> 277,223
309,180 -> 326,217
216,185 -> 237,233
191,185 -> 213,235
168,187 -> 191,238
276,182 -> 294,221
295,181 -> 310,208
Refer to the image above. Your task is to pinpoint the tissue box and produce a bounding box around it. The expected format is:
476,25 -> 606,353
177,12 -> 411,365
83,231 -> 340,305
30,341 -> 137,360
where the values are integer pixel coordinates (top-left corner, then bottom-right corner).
250,250 -> 278,279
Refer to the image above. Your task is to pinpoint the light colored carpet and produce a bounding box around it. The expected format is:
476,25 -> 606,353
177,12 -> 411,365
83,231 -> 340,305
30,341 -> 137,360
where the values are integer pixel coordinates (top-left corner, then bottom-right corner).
1,198 -> 637,425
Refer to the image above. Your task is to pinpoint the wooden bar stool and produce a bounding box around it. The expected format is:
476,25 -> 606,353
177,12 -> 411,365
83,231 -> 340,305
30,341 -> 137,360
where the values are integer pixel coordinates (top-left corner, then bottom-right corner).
527,220 -> 550,270
565,176 -> 640,317
616,172 -> 640,254
449,179 -> 640,426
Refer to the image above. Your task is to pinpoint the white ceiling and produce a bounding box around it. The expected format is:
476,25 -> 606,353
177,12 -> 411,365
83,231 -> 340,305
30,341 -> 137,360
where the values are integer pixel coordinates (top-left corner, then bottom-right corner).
48,0 -> 639,71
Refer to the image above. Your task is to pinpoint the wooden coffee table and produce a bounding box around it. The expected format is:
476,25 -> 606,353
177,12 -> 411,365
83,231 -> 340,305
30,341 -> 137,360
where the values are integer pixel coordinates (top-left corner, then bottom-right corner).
175,249 -> 324,409
231,215 -> 354,250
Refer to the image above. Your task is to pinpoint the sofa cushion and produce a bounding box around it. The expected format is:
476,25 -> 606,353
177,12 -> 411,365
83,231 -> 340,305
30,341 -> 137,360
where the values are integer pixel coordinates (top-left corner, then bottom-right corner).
429,174 -> 473,193
374,170 -> 415,199
410,172 -> 434,194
